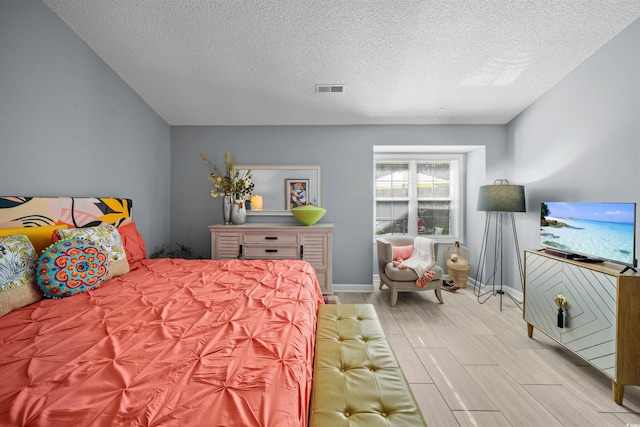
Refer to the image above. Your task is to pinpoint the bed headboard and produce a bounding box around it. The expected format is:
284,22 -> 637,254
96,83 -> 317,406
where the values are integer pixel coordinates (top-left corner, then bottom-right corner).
0,197 -> 133,229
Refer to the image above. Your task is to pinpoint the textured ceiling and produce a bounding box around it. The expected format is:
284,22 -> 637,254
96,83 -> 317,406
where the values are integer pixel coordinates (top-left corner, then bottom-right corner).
43,1 -> 640,125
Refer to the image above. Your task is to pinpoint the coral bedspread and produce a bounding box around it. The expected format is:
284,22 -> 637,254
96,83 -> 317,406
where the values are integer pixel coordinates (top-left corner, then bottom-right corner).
0,258 -> 323,427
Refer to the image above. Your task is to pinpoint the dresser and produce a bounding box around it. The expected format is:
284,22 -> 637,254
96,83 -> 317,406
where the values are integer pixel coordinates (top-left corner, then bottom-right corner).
523,249 -> 640,404
209,223 -> 333,294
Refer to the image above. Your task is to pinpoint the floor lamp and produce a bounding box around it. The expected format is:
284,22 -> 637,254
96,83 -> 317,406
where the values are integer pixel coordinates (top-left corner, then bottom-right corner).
474,179 -> 526,311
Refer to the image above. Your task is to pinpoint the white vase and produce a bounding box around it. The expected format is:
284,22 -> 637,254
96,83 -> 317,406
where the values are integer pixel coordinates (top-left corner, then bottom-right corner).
231,198 -> 246,224
222,194 -> 232,224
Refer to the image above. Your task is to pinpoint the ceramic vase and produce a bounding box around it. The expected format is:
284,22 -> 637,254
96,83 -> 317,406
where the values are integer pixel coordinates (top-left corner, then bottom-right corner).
231,197 -> 247,225
222,194 -> 232,224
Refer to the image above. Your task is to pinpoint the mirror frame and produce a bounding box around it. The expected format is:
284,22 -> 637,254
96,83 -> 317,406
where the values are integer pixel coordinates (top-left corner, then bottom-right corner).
235,164 -> 322,216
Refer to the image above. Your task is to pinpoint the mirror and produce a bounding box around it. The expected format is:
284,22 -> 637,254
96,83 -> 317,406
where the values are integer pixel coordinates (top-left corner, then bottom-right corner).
235,164 -> 322,216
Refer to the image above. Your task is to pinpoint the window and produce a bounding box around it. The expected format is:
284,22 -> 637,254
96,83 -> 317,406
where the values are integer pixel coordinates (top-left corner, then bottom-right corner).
374,153 -> 463,240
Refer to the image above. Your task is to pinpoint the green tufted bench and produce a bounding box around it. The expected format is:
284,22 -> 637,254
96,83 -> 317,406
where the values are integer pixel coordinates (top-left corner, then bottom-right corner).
310,304 -> 427,426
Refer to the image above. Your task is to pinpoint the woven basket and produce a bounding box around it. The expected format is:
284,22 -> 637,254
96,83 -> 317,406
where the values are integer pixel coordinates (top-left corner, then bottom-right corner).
445,242 -> 470,288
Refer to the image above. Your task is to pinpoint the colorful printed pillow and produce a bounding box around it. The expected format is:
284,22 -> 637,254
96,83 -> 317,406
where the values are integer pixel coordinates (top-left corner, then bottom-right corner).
393,244 -> 414,260
117,222 -> 147,263
0,224 -> 69,254
0,234 -> 37,292
37,239 -> 108,298
0,234 -> 42,316
55,225 -> 129,279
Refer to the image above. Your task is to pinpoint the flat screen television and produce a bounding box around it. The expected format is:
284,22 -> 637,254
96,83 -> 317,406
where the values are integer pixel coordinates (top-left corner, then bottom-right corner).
540,202 -> 637,272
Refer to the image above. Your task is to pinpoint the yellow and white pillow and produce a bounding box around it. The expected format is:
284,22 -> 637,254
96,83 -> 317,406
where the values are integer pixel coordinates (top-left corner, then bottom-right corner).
55,225 -> 129,279
0,234 -> 37,291
0,234 -> 42,316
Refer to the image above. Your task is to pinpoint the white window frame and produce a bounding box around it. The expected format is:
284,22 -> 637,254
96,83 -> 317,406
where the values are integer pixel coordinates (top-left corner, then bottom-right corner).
374,152 -> 464,243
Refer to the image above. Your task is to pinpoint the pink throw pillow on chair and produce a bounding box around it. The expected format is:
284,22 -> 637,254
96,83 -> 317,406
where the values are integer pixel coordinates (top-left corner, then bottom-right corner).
392,244 -> 414,260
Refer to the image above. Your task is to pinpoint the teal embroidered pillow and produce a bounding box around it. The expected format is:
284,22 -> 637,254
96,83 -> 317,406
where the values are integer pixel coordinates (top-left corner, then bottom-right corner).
55,225 -> 129,279
37,239 -> 108,298
0,234 -> 37,292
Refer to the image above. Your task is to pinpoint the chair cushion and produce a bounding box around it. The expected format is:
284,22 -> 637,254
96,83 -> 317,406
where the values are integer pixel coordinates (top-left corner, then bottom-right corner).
385,262 -> 443,282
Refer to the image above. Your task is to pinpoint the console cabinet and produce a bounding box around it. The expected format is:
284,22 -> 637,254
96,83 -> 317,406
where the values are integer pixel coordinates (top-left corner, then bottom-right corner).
209,223 -> 333,294
524,250 -> 640,404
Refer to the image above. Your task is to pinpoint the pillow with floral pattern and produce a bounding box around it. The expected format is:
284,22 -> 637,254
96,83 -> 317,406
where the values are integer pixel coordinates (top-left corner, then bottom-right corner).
0,234 -> 43,317
55,225 -> 129,279
0,234 -> 37,292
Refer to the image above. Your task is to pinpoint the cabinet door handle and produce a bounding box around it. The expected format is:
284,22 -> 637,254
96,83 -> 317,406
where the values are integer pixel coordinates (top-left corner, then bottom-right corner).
265,249 -> 278,253
554,294 -> 568,329
265,236 -> 277,240
557,308 -> 564,328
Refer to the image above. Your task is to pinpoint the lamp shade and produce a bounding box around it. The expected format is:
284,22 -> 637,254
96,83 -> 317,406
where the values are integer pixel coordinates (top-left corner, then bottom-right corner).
477,182 -> 526,212
251,195 -> 263,210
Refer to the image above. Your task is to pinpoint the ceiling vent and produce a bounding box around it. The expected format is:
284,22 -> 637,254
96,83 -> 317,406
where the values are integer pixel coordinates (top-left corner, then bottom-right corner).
315,84 -> 344,94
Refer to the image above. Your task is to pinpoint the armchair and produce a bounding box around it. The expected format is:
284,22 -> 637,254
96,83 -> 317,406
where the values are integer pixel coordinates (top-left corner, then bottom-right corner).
376,235 -> 444,307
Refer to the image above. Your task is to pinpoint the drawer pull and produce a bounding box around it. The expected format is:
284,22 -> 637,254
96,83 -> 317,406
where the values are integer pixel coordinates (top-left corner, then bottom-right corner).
265,249 -> 278,253
265,236 -> 278,240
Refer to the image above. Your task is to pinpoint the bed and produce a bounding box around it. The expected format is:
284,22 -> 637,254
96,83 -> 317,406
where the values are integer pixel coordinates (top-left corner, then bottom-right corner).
0,197 -> 323,426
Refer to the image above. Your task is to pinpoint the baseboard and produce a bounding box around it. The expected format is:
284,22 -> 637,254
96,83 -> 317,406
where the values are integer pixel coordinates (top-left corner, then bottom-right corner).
469,278 -> 523,302
350,276 -> 523,302
332,283 -> 375,293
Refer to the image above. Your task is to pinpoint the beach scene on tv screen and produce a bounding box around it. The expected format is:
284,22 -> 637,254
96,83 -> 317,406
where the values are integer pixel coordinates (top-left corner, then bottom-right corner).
540,202 -> 635,265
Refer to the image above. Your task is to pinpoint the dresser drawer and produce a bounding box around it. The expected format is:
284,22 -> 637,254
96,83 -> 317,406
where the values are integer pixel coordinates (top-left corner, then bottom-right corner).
210,223 -> 333,295
244,245 -> 299,259
245,233 -> 297,244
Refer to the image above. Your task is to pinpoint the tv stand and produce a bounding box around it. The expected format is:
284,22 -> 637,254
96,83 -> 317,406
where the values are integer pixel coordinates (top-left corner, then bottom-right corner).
524,250 -> 640,405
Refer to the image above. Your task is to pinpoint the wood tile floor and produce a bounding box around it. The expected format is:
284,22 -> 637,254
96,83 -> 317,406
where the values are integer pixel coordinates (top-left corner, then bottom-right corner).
335,286 -> 640,427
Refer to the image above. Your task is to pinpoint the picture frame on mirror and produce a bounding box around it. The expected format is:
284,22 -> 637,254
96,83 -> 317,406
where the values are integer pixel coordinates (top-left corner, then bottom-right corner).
285,179 -> 309,209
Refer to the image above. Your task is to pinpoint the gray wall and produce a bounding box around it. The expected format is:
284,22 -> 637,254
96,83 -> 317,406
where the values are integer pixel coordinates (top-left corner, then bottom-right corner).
4,1 -> 636,291
0,0 -> 171,252
171,125 -> 508,285
507,17 -> 640,290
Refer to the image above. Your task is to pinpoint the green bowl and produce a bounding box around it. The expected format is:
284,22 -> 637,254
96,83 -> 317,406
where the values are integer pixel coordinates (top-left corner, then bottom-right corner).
290,205 -> 327,226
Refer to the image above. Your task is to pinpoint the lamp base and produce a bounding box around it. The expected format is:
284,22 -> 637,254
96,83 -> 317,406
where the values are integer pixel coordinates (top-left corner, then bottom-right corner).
474,210 -> 524,312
